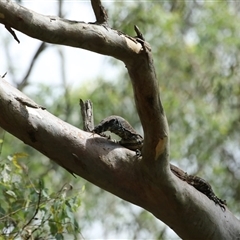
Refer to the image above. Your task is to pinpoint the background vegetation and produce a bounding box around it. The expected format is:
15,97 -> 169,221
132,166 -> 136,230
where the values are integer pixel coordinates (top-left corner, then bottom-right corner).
0,1 -> 239,239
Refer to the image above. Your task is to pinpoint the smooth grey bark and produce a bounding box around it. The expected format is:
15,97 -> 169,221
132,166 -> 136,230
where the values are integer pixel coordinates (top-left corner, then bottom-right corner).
0,1 -> 240,239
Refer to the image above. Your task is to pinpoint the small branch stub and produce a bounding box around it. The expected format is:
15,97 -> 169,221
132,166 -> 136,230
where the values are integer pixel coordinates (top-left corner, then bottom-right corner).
90,0 -> 108,25
80,99 -> 94,132
5,24 -> 20,43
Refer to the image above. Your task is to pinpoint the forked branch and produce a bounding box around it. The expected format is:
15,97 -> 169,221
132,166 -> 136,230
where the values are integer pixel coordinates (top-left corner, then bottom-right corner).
0,1 -> 239,239
0,0 -> 169,165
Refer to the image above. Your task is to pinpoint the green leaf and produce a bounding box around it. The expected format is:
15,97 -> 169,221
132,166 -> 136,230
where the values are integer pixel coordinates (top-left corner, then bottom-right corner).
6,190 -> 17,198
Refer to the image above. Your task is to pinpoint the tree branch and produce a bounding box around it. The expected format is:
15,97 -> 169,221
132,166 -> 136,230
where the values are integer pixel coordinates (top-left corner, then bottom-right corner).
1,2 -> 240,239
126,33 -> 169,167
0,1 -> 169,167
0,78 -> 239,239
0,1 -> 139,62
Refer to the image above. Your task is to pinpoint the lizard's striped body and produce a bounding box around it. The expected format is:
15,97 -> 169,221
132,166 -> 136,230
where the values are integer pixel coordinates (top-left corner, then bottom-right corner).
93,115 -> 143,151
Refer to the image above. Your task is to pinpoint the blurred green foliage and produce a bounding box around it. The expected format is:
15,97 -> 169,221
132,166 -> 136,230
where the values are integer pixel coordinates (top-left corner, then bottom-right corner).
0,151 -> 82,239
1,1 -> 240,239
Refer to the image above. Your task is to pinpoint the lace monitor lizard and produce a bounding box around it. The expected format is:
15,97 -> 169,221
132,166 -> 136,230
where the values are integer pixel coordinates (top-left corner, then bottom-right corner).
92,115 -> 226,211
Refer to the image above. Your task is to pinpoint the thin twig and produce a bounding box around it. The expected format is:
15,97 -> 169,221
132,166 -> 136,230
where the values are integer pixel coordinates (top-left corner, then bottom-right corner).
1,72 -> 7,78
134,25 -> 145,41
21,181 -> 43,234
17,42 -> 47,90
5,25 -> 20,43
